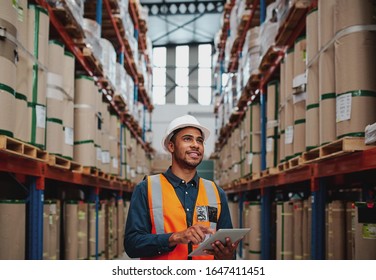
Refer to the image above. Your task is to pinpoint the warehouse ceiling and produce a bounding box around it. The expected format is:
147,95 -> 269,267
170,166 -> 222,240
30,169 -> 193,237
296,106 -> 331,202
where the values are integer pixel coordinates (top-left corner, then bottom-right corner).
140,0 -> 225,47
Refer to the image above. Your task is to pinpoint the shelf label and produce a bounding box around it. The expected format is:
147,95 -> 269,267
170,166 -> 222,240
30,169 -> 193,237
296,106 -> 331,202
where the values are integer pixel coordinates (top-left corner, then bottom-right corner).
64,127 -> 74,146
112,157 -> 118,169
131,168 -> 136,178
267,137 -> 274,152
247,153 -> 253,165
49,204 -> 56,215
336,93 -> 352,122
102,151 -> 110,164
240,129 -> 244,140
233,164 -> 239,173
96,147 -> 102,161
36,105 -> 46,129
285,126 -> 294,144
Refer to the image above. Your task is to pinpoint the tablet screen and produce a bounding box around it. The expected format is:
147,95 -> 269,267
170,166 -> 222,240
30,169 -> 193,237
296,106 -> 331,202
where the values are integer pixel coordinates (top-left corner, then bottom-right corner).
188,228 -> 251,257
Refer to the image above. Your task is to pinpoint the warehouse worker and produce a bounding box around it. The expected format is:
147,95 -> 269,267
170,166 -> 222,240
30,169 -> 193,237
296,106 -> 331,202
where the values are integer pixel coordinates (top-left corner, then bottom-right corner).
124,115 -> 237,260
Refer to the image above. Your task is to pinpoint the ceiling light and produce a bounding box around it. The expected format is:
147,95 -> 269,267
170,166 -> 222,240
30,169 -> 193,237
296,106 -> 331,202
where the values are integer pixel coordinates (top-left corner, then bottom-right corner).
207,3 -> 214,12
179,3 -> 187,14
169,4 -> 178,14
151,5 -> 158,15
188,3 -> 195,13
198,3 -> 205,13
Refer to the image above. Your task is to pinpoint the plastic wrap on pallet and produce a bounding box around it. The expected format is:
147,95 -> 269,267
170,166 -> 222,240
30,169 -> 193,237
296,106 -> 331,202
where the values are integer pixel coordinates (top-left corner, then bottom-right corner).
46,0 -> 84,28
140,5 -> 149,23
83,18 -> 102,61
260,22 -> 278,59
129,35 -> 138,63
275,0 -> 290,26
242,46 -> 261,88
259,2 -> 278,57
126,73 -> 134,110
119,0 -> 129,13
100,38 -> 117,87
115,63 -> 127,102
138,53 -> 147,78
236,0 -> 251,26
276,0 -> 312,26
229,2 -> 238,35
121,11 -> 134,39
66,0 -> 84,27
365,122 -> 376,145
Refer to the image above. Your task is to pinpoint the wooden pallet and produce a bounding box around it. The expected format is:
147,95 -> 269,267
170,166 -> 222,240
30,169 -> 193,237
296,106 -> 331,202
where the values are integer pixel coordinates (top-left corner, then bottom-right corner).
238,14 -> 250,34
302,137 -> 373,163
246,73 -> 261,91
252,172 -> 261,180
48,155 -> 70,169
0,135 -> 48,162
287,155 -> 303,170
240,172 -> 261,182
259,46 -> 283,73
82,166 -> 99,176
98,170 -> 107,179
275,2 -> 310,46
81,47 -> 104,76
70,161 -> 83,173
261,167 -> 279,177
302,148 -> 320,163
50,1 -> 85,39
278,161 -> 286,172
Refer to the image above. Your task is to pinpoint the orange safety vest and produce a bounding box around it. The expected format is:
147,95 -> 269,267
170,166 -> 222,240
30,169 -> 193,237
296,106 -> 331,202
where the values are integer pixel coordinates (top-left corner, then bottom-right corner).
142,174 -> 221,260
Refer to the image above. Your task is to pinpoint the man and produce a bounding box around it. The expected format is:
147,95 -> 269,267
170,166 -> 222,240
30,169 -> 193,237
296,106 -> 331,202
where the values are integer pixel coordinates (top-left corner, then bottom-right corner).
124,115 -> 238,260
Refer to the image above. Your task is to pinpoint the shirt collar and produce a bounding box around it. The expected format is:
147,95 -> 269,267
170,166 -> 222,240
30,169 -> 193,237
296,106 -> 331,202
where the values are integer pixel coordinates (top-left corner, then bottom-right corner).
163,167 -> 199,188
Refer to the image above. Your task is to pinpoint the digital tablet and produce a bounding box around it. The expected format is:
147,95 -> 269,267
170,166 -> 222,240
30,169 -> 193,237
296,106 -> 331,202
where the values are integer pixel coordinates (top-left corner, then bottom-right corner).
188,228 -> 251,257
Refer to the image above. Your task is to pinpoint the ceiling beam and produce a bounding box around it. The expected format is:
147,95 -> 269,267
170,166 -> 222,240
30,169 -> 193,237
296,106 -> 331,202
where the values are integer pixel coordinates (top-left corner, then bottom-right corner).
152,12 -> 207,44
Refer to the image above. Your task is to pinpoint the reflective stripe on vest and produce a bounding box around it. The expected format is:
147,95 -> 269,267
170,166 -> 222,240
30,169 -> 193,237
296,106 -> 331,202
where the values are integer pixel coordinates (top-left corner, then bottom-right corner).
146,174 -> 221,260
201,178 -> 218,231
150,174 -> 164,234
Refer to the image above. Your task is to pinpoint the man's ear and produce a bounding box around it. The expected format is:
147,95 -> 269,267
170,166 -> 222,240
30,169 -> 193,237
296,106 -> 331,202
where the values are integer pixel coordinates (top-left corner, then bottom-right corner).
167,141 -> 174,153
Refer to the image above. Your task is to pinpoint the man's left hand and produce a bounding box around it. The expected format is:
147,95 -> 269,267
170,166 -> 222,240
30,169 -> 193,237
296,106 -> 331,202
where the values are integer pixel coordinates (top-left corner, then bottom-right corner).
203,237 -> 239,260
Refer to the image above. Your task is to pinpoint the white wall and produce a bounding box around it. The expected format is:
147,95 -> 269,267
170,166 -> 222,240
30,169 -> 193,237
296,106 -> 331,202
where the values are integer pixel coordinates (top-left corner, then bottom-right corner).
152,104 -> 216,159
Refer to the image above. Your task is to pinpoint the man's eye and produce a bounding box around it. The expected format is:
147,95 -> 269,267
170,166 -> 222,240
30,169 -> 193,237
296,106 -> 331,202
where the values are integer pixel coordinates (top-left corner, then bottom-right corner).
197,139 -> 204,144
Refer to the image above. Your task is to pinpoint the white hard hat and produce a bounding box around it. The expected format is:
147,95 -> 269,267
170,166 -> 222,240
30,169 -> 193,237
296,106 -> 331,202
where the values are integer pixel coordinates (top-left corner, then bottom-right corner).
161,115 -> 210,152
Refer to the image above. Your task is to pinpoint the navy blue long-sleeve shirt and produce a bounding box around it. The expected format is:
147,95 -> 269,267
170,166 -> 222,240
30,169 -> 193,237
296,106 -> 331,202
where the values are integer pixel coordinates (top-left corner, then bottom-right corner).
124,167 -> 233,259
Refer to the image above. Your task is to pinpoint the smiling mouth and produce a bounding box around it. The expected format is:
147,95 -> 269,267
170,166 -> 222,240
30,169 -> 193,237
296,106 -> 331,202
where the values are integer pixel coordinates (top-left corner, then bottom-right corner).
187,151 -> 201,158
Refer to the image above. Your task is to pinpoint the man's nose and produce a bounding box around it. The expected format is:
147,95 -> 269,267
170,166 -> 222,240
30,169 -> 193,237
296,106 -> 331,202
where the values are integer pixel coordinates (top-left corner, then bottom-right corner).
190,139 -> 200,147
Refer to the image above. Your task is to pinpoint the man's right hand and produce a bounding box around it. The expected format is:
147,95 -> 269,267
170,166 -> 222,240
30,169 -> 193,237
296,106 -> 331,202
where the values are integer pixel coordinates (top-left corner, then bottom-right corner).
168,224 -> 215,247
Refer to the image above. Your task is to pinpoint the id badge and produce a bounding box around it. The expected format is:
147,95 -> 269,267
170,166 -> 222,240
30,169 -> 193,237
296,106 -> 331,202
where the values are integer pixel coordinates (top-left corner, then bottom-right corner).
196,206 -> 218,223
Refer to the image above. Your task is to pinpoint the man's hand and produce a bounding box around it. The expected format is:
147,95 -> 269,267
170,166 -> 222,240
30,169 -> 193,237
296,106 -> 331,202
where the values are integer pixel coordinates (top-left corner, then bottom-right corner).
169,224 -> 215,247
204,237 -> 239,260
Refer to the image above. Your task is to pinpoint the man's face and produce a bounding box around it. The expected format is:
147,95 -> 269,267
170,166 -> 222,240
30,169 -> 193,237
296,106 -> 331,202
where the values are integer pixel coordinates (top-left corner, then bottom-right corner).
168,127 -> 205,169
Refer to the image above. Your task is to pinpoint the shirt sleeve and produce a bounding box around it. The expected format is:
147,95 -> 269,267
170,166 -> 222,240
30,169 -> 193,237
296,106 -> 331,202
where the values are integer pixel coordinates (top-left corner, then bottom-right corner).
216,186 -> 233,230
215,185 -> 237,259
124,180 -> 175,258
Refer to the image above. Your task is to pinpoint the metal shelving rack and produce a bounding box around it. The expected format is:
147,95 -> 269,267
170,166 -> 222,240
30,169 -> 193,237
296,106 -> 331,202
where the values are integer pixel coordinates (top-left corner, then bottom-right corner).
213,0 -> 376,260
35,0 -> 153,150
0,0 -> 154,259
